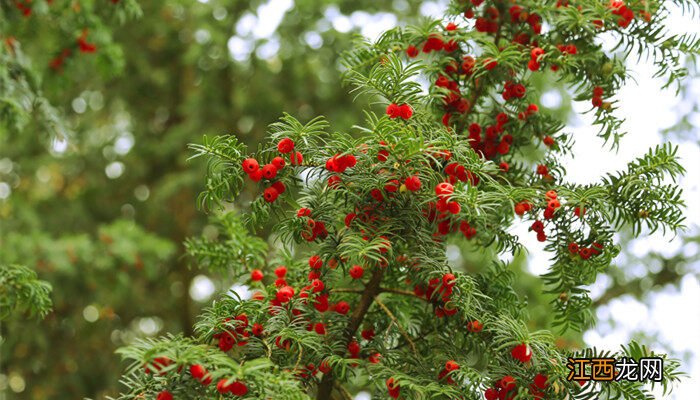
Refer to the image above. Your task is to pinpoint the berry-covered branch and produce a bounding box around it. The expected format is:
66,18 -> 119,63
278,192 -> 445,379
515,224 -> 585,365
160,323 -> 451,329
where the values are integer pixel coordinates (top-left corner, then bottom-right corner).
113,1 -> 696,399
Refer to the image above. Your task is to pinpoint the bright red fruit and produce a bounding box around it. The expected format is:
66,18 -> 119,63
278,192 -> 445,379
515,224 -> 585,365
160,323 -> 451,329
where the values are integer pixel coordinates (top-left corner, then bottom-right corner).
445,360 -> 459,371
263,187 -> 279,203
277,137 -> 295,153
349,265 -> 364,279
405,175 -> 421,191
242,158 -> 259,174
466,320 -> 483,333
398,104 -> 413,119
309,255 -> 323,270
511,343 -> 532,362
250,269 -> 263,281
435,182 -> 454,198
274,265 -> 287,277
386,103 -> 401,118
406,45 -> 419,57
276,286 -> 295,303
156,390 -> 173,400
261,164 -> 278,179
334,301 -> 350,315
271,156 -> 286,170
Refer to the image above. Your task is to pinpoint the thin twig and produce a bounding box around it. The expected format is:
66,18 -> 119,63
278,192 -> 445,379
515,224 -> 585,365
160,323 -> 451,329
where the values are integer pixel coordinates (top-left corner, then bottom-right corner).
373,296 -> 418,355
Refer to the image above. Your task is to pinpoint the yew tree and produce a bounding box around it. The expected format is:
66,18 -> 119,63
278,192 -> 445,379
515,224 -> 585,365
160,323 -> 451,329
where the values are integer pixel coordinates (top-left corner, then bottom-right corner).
116,1 -> 696,399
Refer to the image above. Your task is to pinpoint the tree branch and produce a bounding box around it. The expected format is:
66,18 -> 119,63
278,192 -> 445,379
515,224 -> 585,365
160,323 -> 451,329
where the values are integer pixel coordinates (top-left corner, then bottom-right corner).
316,267 -> 385,400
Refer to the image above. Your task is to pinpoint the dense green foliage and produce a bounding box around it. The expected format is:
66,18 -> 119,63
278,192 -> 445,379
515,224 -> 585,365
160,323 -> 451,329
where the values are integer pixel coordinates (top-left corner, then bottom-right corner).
113,0 -> 697,399
1,0 -> 698,399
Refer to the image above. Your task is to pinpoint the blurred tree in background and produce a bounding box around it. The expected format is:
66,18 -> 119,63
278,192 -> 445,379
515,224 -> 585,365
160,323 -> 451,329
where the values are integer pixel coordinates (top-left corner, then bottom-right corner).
0,1 -> 428,398
1,0 -> 698,399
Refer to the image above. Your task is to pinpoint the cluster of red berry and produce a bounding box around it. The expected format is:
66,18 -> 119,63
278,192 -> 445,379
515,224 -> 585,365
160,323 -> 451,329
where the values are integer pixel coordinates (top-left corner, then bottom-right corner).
295,207 -> 329,242
568,241 -> 604,260
385,103 -> 414,120
411,272 -> 459,317
483,371 -> 549,400
591,86 -> 606,108
14,0 -> 33,17
241,139 -> 298,203
466,114 -> 514,160
146,357 -> 248,398
48,30 -> 97,72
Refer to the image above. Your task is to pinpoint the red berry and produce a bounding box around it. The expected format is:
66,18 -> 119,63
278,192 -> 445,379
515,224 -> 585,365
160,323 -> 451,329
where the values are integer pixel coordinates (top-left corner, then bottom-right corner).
398,104 -> 413,119
445,360 -> 459,371
251,323 -> 264,336
531,47 -> 545,59
157,390 -> 173,400
311,279 -> 324,293
274,265 -> 287,277
190,364 -> 206,379
319,359 -> 331,374
386,103 -> 401,118
314,322 -> 326,335
347,340 -> 361,355
483,58 -> 498,70
263,187 -> 279,203
361,328 -> 375,341
511,343 -> 532,362
406,45 -> 419,58
262,164 -> 278,180
435,182 -> 454,198
370,188 -> 384,201
250,269 -> 264,281
579,247 -> 593,260
309,255 -> 323,270
543,136 -> 555,147
528,59 -> 540,71
290,151 -> 303,165
533,373 -> 548,389
349,265 -> 364,279
442,273 -> 457,287
271,156 -> 286,170
242,158 -> 259,174
334,301 -> 350,315
466,320 -> 483,333
229,381 -> 248,396
277,138 -> 295,153
405,175 -> 421,191
530,220 -> 544,232
217,379 -> 232,393
387,377 -> 400,399
484,387 -> 498,400
344,213 -> 356,227
249,169 -> 263,182
536,231 -> 547,242
276,286 -> 295,303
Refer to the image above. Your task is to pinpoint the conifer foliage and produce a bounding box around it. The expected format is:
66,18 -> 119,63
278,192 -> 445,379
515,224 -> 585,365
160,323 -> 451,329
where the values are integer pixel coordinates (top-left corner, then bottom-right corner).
116,1 -> 696,399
